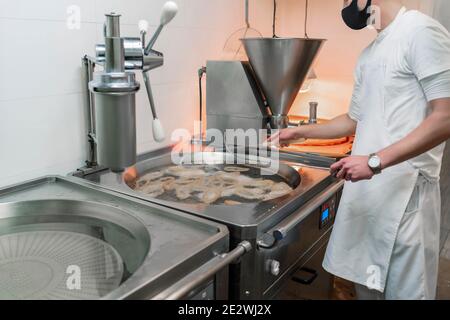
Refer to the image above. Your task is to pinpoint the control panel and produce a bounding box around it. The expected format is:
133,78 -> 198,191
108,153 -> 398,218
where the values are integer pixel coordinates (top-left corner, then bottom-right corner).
319,195 -> 337,229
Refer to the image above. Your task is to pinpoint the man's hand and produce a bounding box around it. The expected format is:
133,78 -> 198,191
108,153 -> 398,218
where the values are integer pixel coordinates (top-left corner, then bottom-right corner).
267,114 -> 357,147
330,156 -> 374,182
267,127 -> 304,147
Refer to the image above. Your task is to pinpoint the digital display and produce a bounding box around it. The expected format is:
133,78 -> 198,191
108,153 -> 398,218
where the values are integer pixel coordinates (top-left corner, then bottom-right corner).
321,208 -> 330,222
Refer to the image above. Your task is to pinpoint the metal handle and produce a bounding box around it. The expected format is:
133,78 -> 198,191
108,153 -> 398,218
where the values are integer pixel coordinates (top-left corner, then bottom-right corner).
143,72 -> 165,142
152,241 -> 252,300
145,2 -> 178,54
258,181 -> 344,249
82,56 -> 98,168
280,150 -> 347,165
272,181 -> 343,240
143,72 -> 158,120
145,25 -> 163,54
292,267 -> 318,285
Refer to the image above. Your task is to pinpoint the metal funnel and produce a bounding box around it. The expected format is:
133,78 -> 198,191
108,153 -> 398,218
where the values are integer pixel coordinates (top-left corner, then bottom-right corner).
242,38 -> 325,125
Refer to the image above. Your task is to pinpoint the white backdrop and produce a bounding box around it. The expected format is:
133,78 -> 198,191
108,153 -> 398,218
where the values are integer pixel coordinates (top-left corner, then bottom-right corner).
411,0 -> 450,30
430,0 -> 450,30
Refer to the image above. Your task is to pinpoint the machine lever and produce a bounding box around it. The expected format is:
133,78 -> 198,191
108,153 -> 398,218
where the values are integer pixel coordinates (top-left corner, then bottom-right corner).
143,72 -> 165,142
145,1 -> 178,54
140,1 -> 177,143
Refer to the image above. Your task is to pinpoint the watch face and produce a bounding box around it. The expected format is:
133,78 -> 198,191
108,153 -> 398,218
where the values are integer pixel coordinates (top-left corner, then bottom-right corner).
369,156 -> 381,169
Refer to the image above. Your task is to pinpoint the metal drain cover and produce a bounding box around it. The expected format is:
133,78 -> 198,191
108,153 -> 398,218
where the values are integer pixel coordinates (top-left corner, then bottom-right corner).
0,231 -> 124,300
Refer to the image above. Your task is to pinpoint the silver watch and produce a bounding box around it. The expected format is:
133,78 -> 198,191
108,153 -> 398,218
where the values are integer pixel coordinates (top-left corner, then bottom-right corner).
368,153 -> 382,174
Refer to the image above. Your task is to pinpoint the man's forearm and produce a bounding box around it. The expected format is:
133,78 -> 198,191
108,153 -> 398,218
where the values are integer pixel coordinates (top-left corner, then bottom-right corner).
299,114 -> 357,140
378,103 -> 450,170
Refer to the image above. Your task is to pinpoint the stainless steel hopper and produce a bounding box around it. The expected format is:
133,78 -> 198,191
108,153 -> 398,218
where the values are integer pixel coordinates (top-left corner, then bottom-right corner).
242,38 -> 325,128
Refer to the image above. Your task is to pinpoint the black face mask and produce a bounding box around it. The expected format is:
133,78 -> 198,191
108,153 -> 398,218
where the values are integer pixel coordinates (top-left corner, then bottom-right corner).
341,0 -> 372,30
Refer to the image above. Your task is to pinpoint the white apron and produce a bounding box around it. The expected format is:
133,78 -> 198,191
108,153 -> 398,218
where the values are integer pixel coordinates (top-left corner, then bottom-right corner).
322,55 -> 441,297
353,173 -> 441,299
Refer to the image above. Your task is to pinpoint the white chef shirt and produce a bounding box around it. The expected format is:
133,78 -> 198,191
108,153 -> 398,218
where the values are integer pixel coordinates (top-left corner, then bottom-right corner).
348,7 -> 450,180
421,69 -> 450,102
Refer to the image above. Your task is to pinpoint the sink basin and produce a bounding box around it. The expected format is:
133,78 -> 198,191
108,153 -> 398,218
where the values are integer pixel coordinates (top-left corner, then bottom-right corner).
0,176 -> 230,300
0,199 -> 150,300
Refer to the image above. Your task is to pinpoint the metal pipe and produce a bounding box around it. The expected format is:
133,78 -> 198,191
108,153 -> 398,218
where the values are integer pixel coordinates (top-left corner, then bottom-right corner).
104,14 -> 125,73
198,66 -> 207,138
82,56 -> 98,167
141,31 -> 146,49
153,241 -> 252,300
309,101 -> 318,124
87,59 -> 96,135
145,25 -> 163,54
245,0 -> 250,28
105,13 -> 121,37
144,2 -> 178,54
280,150 -> 340,167
82,57 -> 92,133
96,38 -> 145,62
105,37 -> 125,73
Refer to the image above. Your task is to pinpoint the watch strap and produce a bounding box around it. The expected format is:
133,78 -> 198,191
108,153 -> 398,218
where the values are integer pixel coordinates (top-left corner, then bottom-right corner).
369,153 -> 382,174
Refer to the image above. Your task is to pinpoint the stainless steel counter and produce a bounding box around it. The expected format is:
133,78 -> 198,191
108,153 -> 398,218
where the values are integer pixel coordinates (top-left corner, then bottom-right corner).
0,176 -> 236,300
74,148 -> 343,299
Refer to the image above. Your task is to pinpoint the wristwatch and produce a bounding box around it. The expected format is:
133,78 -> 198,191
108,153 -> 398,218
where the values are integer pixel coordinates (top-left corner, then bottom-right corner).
368,153 -> 382,175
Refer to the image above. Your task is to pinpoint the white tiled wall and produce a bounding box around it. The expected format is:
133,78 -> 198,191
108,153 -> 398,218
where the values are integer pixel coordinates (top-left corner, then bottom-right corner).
0,0 -> 274,187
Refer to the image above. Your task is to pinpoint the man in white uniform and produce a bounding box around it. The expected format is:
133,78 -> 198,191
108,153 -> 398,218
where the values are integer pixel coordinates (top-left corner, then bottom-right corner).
270,0 -> 450,300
